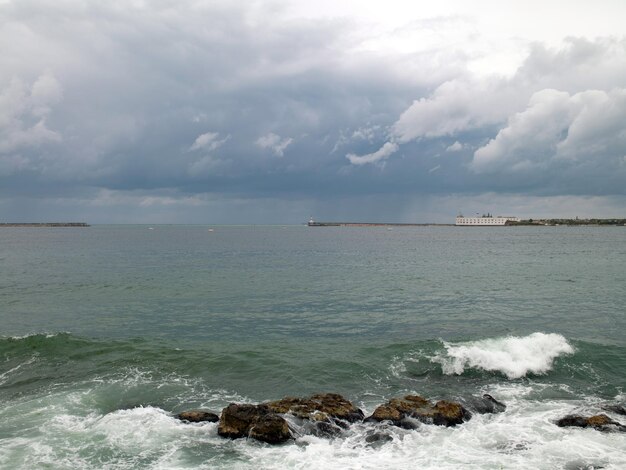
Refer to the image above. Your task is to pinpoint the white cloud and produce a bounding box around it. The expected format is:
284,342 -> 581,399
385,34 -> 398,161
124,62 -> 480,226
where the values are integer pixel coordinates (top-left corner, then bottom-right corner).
472,88 -> 626,174
351,125 -> 380,142
189,131 -> 230,152
446,141 -> 464,152
346,141 -> 398,165
0,72 -> 63,154
390,38 -> 626,144
255,132 -> 293,156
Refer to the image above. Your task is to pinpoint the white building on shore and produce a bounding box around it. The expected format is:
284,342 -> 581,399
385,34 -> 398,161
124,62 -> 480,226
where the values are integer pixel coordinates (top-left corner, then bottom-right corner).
455,214 -> 520,226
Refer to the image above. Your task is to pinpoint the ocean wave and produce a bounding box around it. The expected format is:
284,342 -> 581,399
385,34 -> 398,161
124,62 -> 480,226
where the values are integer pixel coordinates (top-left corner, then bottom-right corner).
431,333 -> 575,379
1,331 -> 71,341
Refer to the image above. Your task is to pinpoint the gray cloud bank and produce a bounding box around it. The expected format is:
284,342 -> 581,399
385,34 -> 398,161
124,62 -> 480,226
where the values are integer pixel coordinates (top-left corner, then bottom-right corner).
1,1 -> 625,223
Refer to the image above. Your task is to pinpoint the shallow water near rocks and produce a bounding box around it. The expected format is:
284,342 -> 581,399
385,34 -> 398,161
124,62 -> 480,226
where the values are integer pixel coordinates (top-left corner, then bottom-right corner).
1,225 -> 625,469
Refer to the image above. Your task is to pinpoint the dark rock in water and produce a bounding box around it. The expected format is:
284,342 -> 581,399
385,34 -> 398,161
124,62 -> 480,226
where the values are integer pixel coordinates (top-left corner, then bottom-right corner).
265,393 -> 364,424
248,413 -> 292,444
365,431 -> 393,446
463,394 -> 507,414
482,394 -> 507,413
366,395 -> 471,427
557,415 -> 589,428
601,404 -> 626,416
300,418 -> 344,438
556,414 -> 626,432
218,403 -> 291,444
398,416 -> 421,430
176,410 -> 219,423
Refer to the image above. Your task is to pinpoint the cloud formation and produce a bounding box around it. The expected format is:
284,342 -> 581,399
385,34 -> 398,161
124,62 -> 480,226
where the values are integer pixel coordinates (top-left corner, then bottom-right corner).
255,133 -> 294,157
190,132 -> 230,152
0,1 -> 625,222
346,142 -> 399,165
0,72 -> 62,156
472,88 -> 626,189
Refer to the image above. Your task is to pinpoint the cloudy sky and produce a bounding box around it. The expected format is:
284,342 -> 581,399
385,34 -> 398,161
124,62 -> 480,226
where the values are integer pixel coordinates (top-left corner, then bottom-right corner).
1,0 -> 625,223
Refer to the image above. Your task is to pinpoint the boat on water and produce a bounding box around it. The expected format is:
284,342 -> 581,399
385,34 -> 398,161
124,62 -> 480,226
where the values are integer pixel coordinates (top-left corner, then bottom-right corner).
455,214 -> 520,226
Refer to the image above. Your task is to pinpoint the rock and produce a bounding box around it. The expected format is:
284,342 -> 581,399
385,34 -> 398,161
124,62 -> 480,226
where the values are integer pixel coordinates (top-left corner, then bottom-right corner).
601,404 -> 626,416
431,400 -> 471,426
557,415 -> 589,428
265,393 -> 364,424
365,431 -> 393,446
218,403 -> 291,444
248,413 -> 292,444
176,410 -> 219,423
368,404 -> 403,423
299,418 -> 344,438
462,394 -> 507,414
366,395 -> 471,427
586,415 -> 616,427
556,414 -> 626,432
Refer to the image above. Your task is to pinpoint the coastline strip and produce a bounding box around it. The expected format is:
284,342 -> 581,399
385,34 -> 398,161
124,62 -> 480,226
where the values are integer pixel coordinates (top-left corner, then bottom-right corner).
0,223 -> 90,227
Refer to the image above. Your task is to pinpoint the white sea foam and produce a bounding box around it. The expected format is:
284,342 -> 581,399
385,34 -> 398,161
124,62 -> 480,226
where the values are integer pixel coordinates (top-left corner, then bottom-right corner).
432,332 -> 575,379
4,345 -> 625,470
2,383 -> 626,469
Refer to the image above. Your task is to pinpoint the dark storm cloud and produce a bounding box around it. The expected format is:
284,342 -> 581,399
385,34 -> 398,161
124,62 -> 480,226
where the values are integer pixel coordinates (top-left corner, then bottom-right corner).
0,0 -> 625,222
1,0 -> 440,199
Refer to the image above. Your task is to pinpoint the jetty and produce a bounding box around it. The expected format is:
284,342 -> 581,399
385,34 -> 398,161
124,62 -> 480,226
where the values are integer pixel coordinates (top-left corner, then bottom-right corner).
0,223 -> 90,227
307,221 -> 453,227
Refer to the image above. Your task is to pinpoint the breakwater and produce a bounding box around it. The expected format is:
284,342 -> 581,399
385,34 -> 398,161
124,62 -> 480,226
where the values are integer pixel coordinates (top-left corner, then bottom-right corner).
0,222 -> 90,227
308,222 -> 453,227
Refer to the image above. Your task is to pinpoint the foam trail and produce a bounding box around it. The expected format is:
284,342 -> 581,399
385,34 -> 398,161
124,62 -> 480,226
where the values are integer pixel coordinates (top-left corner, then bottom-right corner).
432,333 -> 574,379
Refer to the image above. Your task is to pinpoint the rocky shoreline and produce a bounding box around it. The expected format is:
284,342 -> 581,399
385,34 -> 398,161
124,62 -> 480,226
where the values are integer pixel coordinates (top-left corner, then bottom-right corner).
174,393 -> 626,444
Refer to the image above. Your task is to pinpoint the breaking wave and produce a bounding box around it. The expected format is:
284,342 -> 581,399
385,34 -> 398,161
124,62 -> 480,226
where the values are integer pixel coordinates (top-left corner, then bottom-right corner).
432,333 -> 575,379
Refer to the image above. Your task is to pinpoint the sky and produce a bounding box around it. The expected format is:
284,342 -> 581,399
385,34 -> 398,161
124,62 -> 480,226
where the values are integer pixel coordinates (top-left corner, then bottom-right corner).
1,0 -> 625,224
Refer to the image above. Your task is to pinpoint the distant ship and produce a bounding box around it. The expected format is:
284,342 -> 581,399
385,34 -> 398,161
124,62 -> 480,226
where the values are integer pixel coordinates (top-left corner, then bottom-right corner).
455,214 -> 520,226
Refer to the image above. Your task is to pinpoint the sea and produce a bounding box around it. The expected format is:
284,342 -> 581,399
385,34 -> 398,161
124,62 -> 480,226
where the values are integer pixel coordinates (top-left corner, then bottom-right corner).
1,224 -> 625,469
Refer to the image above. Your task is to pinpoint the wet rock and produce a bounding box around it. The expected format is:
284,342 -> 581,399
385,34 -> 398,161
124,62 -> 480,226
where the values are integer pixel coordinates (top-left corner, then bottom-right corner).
265,393 -> 364,424
464,394 -> 507,414
298,418 -> 344,438
366,395 -> 471,427
601,404 -> 626,416
557,415 -> 589,428
365,431 -> 393,447
176,410 -> 219,423
218,403 -> 291,444
248,413 -> 292,444
367,404 -> 403,423
431,400 -> 472,426
556,414 -> 626,432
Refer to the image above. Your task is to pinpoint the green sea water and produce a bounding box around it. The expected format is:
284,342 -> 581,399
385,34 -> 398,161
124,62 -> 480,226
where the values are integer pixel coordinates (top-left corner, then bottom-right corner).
1,225 -> 625,469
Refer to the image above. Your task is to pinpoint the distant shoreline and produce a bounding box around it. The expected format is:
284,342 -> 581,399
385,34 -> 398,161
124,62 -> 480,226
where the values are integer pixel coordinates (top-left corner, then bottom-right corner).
309,219 -> 626,227
0,223 -> 90,227
307,222 -> 454,227
508,218 -> 626,226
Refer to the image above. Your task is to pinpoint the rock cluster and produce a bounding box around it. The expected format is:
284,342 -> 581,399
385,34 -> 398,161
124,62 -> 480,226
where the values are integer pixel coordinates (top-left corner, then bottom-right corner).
174,395 -> 626,444
266,393 -> 364,423
556,414 -> 626,432
175,392 -> 481,444
365,395 -> 471,428
218,404 -> 291,444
